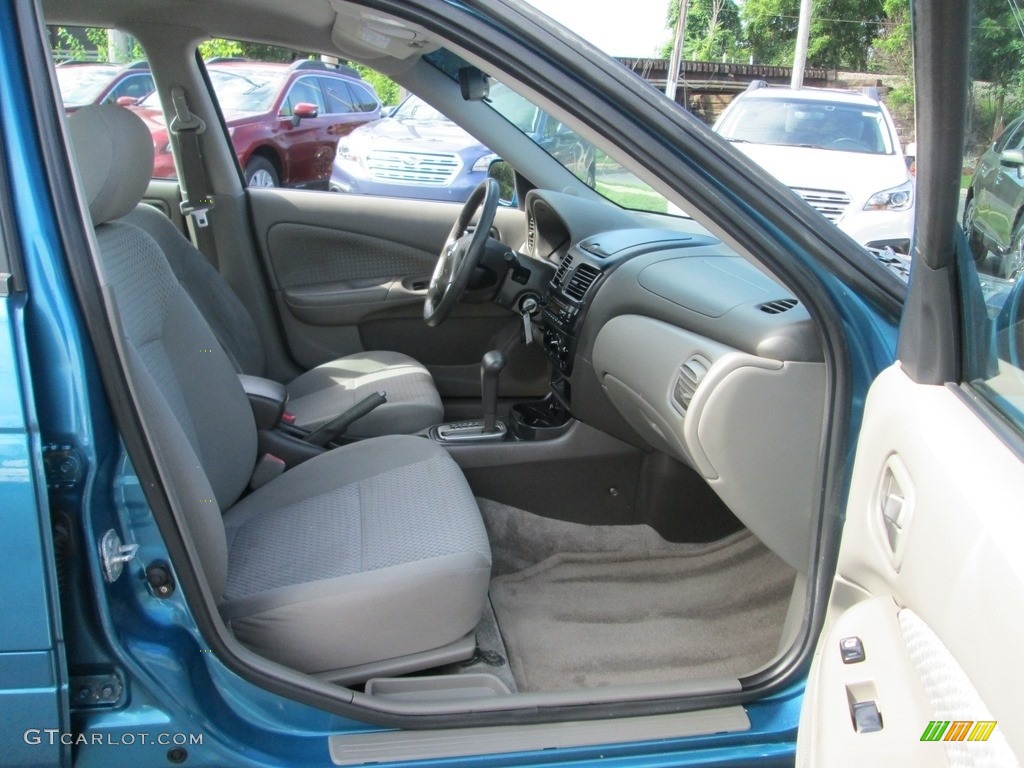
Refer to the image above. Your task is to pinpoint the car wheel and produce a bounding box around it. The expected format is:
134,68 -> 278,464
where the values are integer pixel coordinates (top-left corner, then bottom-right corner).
1005,222 -> 1024,281
962,195 -> 986,262
245,157 -> 279,188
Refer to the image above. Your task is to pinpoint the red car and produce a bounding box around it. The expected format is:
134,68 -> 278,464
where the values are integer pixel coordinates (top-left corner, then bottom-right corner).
132,59 -> 381,188
56,60 -> 154,112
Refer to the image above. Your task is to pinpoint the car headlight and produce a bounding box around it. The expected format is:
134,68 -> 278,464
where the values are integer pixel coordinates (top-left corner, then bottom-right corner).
337,143 -> 365,168
864,181 -> 914,212
472,153 -> 500,173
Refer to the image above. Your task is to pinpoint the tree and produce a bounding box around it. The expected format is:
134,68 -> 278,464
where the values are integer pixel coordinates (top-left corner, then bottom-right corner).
660,0 -> 746,62
742,0 -> 885,71
870,0 -> 912,110
971,0 -> 1024,138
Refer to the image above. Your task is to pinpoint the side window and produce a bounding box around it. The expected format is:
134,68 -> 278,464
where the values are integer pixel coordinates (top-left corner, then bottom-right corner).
320,77 -> 355,115
349,82 -> 379,113
281,76 -> 325,117
104,73 -> 154,103
994,119 -> 1024,153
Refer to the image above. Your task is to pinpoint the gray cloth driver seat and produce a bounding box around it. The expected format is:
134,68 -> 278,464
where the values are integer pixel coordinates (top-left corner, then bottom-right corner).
119,181 -> 442,439
68,105 -> 491,680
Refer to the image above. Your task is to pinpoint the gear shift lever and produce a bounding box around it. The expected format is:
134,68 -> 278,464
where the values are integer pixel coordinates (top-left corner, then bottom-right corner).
481,350 -> 506,433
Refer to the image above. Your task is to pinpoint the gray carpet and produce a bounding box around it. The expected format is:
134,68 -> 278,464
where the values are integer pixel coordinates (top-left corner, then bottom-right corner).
489,530 -> 795,692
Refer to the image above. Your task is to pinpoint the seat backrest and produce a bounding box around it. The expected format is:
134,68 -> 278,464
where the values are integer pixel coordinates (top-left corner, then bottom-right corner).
68,105 -> 258,597
122,204 -> 266,377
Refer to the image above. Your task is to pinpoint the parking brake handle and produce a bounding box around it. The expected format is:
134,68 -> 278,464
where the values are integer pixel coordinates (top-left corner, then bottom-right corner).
305,391 -> 387,447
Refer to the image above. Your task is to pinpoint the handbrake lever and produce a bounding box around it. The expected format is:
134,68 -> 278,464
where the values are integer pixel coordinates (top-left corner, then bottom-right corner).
304,391 -> 387,447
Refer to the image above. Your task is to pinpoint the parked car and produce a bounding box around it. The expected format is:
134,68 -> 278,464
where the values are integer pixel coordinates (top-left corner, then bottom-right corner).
963,112 -> 1024,279
331,95 -> 499,201
132,59 -> 381,188
332,87 -> 594,201
714,81 -> 915,252
3,1 -> 1021,767
55,60 -> 153,112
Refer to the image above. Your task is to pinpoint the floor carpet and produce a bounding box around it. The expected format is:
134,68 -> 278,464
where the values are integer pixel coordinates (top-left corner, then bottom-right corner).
489,530 -> 795,692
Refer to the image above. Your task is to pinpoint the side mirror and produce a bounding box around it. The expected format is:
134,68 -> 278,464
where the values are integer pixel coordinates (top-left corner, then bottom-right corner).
487,159 -> 517,207
1000,148 -> 1024,167
116,96 -> 139,107
288,102 -> 319,126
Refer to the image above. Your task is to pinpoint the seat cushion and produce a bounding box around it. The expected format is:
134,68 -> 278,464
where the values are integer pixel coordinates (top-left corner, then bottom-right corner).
285,351 -> 443,438
220,435 -> 491,674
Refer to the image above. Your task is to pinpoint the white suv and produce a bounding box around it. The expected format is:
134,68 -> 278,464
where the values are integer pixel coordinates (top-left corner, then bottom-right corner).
714,82 -> 914,252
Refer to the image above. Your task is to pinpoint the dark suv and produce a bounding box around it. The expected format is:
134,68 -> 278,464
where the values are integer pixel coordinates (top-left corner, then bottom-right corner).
133,59 -> 381,188
964,112 -> 1024,279
55,60 -> 154,112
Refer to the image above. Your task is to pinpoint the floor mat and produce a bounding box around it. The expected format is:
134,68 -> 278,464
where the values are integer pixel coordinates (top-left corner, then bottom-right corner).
489,531 -> 795,692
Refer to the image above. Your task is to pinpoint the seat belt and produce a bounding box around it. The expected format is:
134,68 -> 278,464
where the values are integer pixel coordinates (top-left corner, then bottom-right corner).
168,86 -> 219,269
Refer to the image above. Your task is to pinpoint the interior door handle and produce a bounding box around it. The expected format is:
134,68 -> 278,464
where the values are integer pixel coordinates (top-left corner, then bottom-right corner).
877,454 -> 915,571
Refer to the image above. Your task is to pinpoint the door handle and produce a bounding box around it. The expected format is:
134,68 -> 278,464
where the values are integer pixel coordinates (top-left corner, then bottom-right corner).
877,454 -> 915,571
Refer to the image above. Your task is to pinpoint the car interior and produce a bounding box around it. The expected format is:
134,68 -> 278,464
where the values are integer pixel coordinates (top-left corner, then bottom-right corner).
45,0 -> 840,723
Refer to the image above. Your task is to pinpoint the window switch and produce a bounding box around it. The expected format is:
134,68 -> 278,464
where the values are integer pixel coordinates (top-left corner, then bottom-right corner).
840,636 -> 866,664
852,700 -> 883,733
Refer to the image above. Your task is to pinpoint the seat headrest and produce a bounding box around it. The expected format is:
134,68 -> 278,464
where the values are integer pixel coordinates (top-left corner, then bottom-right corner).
67,105 -> 154,226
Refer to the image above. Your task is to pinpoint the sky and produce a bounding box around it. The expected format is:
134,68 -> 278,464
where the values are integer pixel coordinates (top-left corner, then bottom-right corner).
523,0 -> 671,57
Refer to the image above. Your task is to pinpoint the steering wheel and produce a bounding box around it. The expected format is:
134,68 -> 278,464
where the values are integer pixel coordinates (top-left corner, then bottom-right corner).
424,178 -> 499,327
830,137 -> 870,151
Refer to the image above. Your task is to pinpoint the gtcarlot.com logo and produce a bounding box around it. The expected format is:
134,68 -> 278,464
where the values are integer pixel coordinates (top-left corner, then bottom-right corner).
24,730 -> 203,747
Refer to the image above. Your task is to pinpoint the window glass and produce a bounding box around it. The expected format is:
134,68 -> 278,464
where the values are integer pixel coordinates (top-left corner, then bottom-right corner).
103,72 -> 154,103
321,77 -> 355,114
281,76 -> 325,116
960,2 -> 1024,433
349,82 -> 380,113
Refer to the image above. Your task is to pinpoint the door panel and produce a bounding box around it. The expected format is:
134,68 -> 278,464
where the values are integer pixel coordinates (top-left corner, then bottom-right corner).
248,188 -> 548,397
797,365 -> 1024,767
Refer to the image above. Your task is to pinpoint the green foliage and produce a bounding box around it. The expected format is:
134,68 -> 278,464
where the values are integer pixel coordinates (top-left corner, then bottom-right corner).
353,65 -> 401,105
742,0 -> 885,70
660,0 -> 746,62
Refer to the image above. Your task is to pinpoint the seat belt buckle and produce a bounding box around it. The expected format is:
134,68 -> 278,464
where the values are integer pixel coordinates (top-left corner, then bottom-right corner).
180,197 -> 215,228
250,453 -> 286,491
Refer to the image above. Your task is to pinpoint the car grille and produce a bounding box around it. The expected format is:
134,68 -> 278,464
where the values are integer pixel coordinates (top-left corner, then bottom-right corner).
790,187 -> 851,222
366,150 -> 462,186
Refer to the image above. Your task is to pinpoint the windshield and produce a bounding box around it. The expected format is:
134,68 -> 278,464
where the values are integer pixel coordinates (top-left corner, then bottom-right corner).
392,96 -> 451,123
56,65 -> 118,107
484,80 -> 677,215
717,97 -> 895,155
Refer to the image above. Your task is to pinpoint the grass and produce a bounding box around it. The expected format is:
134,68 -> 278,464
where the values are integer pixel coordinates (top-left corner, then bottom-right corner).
595,180 -> 669,214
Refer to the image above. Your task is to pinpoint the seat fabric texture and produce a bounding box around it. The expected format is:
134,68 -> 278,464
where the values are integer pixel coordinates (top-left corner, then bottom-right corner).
68,105 -> 490,676
121,198 -> 443,437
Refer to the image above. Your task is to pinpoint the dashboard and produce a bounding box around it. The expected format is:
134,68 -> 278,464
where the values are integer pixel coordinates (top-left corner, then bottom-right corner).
518,189 -> 827,574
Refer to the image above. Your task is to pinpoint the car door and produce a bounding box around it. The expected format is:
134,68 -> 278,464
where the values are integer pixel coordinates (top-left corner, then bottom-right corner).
987,122 -> 1024,250
275,75 -> 334,186
796,4 -> 1024,766
246,188 -> 547,398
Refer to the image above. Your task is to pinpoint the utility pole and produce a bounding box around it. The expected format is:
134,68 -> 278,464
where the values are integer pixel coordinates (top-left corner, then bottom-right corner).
107,29 -> 131,63
790,0 -> 813,89
665,0 -> 690,102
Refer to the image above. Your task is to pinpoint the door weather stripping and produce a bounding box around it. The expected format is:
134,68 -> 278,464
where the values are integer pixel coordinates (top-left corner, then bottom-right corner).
100,529 -> 138,583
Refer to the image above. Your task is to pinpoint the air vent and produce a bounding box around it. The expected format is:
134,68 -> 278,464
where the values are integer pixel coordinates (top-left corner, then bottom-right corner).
564,263 -> 601,301
673,354 -> 711,411
760,298 -> 798,315
554,253 -> 574,285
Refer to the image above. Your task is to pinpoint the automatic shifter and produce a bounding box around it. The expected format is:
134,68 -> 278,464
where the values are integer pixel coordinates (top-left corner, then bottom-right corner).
481,350 -> 506,433
433,350 -> 508,442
